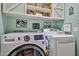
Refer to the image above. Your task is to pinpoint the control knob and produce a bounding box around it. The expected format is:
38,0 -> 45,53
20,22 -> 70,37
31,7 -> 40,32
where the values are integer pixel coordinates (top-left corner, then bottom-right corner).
24,35 -> 30,42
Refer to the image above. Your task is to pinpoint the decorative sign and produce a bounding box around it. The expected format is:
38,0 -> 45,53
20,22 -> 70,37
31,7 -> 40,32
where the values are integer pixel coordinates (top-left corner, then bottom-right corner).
63,23 -> 72,32
16,19 -> 27,28
32,23 -> 40,29
69,6 -> 74,16
43,22 -> 51,28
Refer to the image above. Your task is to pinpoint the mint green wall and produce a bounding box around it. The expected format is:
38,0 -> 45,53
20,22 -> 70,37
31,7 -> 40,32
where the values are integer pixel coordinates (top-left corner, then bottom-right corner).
2,14 -> 7,33
64,3 -> 79,56
0,4 -> 4,38
76,4 -> 79,56
3,15 -> 64,33
0,4 -> 4,51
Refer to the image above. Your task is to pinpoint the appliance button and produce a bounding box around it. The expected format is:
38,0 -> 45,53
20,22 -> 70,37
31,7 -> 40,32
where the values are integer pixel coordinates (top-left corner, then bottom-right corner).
42,41 -> 44,44
24,35 -> 30,42
18,37 -> 20,40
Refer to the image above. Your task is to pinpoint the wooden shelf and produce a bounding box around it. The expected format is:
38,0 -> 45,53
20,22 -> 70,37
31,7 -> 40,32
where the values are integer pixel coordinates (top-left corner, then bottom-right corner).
27,5 -> 52,13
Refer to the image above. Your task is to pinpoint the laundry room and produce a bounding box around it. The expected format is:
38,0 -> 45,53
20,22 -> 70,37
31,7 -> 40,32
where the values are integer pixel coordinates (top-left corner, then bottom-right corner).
0,3 -> 79,56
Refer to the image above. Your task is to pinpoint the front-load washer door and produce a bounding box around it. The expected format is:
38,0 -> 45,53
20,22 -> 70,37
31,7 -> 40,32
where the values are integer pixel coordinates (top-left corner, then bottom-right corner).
8,44 -> 46,56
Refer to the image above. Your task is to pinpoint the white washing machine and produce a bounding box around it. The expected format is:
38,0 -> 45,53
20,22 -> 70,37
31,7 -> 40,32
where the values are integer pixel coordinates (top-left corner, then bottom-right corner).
1,33 -> 48,56
45,32 -> 75,56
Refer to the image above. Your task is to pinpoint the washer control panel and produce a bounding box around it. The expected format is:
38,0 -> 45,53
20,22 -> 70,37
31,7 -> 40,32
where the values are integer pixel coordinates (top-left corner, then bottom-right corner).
4,36 -> 15,42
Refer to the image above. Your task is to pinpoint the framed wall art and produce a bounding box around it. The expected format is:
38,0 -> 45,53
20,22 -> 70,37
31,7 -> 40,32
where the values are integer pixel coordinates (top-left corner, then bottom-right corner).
32,23 -> 40,29
43,22 -> 51,28
63,23 -> 72,33
16,19 -> 27,28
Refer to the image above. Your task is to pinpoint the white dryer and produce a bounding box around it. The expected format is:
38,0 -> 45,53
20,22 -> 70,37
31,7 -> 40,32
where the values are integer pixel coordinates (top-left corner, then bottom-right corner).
45,32 -> 75,56
1,33 -> 48,56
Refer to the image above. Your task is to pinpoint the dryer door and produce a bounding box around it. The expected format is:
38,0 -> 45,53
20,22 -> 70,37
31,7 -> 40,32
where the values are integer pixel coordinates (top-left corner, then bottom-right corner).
8,44 -> 46,56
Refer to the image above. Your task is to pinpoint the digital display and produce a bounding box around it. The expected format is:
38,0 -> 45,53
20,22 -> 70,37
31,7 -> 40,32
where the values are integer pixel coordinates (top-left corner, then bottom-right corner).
34,35 -> 44,40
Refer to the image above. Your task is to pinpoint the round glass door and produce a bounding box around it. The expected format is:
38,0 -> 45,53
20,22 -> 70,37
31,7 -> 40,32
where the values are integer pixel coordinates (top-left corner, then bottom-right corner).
16,48 -> 42,56
8,44 -> 46,56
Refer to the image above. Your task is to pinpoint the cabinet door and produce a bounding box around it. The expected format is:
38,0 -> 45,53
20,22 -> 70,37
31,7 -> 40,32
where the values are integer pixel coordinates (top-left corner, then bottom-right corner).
57,40 -> 75,56
53,3 -> 64,19
3,3 -> 25,14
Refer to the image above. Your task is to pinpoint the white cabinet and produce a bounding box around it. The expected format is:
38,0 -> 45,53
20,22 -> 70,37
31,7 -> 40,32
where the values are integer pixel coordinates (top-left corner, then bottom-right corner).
2,3 -> 64,20
3,3 -> 25,14
53,3 -> 64,19
57,39 -> 75,56
3,3 -> 17,12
